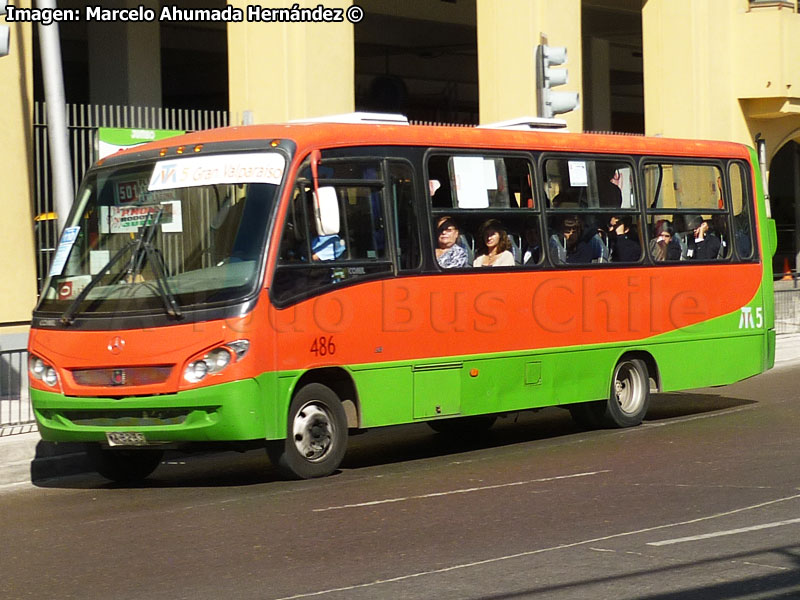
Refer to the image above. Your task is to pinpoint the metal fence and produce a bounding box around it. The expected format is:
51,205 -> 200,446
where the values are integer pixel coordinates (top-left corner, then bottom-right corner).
0,349 -> 34,436
775,287 -> 800,334
33,102 -> 231,290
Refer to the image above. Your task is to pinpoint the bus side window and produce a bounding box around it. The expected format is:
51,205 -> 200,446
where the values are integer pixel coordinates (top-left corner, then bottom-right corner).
390,162 -> 421,271
278,186 -> 310,263
644,162 -> 730,263
730,161 -> 755,260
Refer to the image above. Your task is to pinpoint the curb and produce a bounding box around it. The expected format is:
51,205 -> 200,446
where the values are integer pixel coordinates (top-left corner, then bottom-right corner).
0,432 -> 89,487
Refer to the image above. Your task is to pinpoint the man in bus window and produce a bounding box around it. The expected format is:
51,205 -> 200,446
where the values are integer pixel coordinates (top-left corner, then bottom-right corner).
597,163 -> 623,207
522,220 -> 541,265
686,215 -> 721,260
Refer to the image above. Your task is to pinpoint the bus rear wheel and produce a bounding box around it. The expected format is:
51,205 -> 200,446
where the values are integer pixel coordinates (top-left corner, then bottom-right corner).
267,383 -> 348,479
86,445 -> 163,483
596,358 -> 650,428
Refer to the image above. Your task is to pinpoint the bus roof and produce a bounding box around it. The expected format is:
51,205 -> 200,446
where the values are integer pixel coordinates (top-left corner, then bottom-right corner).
109,121 -> 753,164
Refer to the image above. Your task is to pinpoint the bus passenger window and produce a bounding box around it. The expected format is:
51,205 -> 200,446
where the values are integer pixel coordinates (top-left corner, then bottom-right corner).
644,162 -> 731,262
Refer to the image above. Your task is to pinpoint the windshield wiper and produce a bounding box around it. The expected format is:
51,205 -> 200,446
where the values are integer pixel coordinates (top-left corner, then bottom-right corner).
136,240 -> 183,320
59,241 -> 138,326
60,208 -> 182,325
122,208 -> 183,320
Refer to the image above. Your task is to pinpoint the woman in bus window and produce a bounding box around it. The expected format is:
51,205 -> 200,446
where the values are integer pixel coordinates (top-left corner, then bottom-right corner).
435,216 -> 468,268
473,219 -> 515,267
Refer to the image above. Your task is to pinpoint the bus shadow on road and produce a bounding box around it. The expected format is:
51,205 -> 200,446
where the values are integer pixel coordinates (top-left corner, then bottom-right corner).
467,544 -> 800,600
341,392 -> 756,472
645,392 -> 756,422
32,392 -> 756,489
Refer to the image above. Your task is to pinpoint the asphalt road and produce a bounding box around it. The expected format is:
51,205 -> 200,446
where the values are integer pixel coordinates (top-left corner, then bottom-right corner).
2,362 -> 799,600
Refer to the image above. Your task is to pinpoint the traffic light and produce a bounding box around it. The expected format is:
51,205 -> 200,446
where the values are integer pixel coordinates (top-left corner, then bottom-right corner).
536,44 -> 579,118
0,0 -> 9,58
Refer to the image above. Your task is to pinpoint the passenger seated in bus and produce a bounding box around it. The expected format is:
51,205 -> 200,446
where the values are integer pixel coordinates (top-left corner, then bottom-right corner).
473,219 -> 515,267
733,213 -> 752,258
607,215 -> 641,262
650,221 -> 681,261
597,163 -> 623,207
522,221 -> 542,265
435,216 -> 468,268
685,215 -> 721,260
549,215 -> 602,264
711,214 -> 729,258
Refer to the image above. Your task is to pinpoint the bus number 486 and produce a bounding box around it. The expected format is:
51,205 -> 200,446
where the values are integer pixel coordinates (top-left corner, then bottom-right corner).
310,336 -> 336,356
739,307 -> 763,329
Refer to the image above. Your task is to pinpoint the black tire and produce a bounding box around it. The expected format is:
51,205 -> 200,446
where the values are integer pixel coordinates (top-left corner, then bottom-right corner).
594,358 -> 650,428
86,445 -> 163,483
267,383 -> 348,479
427,415 -> 497,437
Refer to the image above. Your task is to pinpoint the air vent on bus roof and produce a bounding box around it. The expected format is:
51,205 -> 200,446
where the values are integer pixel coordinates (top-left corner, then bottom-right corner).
289,112 -> 409,125
478,116 -> 568,132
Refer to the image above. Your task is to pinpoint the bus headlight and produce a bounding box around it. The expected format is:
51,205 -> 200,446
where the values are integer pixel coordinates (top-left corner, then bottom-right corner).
183,340 -> 249,384
29,355 -> 59,387
184,360 -> 209,383
43,367 -> 59,387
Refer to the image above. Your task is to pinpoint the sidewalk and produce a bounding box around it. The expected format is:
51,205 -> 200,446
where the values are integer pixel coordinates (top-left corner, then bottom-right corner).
3,334 -> 800,489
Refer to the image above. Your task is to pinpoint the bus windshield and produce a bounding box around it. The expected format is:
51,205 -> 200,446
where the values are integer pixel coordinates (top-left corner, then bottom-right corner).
37,151 -> 286,319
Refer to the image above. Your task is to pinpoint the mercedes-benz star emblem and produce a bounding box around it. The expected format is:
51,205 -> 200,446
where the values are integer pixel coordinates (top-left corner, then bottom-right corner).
107,336 -> 125,355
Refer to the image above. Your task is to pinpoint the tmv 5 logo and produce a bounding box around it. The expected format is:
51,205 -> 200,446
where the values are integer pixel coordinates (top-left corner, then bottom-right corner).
739,307 -> 763,329
151,162 -> 178,187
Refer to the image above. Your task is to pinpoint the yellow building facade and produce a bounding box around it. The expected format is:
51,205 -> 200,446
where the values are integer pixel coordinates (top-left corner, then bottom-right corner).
1,0 -> 799,348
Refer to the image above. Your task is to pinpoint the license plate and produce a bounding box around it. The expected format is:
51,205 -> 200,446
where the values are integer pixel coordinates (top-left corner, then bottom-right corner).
105,432 -> 147,447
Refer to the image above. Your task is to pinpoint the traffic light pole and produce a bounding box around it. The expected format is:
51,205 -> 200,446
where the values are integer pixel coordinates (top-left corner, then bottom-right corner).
37,0 -> 74,235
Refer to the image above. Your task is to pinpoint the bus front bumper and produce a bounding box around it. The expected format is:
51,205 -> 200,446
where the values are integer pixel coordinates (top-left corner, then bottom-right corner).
31,378 -> 270,444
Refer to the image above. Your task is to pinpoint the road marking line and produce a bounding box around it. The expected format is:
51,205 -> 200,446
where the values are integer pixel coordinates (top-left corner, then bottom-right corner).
275,492 -> 800,600
647,518 -> 800,546
312,470 -> 611,513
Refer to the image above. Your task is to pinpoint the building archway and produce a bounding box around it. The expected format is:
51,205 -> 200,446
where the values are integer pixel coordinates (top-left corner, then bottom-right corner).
769,138 -> 800,275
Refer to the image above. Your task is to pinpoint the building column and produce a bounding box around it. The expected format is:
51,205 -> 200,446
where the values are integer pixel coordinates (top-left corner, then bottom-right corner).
476,0 -> 582,131
87,0 -> 161,107
587,37 -> 611,132
0,0 -> 37,346
227,0 -> 355,124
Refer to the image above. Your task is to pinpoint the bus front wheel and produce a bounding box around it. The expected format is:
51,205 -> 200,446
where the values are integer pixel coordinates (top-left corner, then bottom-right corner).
86,445 -> 163,483
267,383 -> 348,479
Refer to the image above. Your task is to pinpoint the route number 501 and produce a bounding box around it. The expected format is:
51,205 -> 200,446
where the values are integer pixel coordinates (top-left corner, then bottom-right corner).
310,336 -> 336,356
739,307 -> 763,329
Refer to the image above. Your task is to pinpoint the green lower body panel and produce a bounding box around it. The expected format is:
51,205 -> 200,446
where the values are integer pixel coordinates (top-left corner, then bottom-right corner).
32,378 -> 269,443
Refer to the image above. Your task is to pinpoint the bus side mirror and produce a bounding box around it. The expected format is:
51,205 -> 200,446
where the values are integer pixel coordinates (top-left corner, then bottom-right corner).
314,186 -> 340,236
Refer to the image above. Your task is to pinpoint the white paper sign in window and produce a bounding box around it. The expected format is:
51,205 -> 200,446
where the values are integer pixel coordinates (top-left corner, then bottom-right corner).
452,156 -> 489,208
568,161 -> 588,187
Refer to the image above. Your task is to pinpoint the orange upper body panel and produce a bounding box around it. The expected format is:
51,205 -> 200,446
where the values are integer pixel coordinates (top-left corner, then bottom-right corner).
121,122 -> 752,163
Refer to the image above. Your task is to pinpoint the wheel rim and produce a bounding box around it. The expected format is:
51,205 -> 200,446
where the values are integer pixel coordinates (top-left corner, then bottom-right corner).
292,401 -> 335,462
614,361 -> 645,415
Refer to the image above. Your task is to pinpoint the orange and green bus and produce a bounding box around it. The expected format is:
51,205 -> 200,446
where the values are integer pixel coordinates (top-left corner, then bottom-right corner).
28,115 -> 776,481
